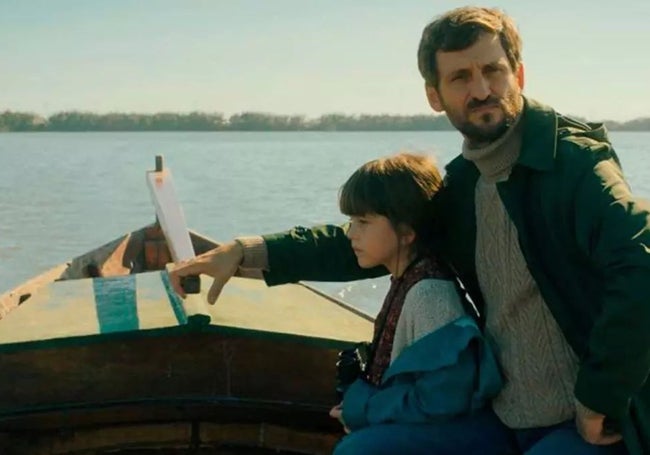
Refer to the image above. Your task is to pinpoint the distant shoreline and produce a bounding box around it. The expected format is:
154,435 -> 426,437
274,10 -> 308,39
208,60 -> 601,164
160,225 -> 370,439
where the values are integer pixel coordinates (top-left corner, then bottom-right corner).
2,111 -> 649,132
3,129 -> 650,133
3,130 -> 650,133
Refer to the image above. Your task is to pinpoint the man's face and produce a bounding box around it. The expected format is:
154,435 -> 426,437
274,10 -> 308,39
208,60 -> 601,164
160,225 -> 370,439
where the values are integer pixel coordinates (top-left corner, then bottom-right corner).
425,32 -> 524,147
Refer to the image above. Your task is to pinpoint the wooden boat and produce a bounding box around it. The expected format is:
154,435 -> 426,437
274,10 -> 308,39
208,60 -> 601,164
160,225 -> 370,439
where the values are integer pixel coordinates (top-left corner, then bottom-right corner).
0,158 -> 374,455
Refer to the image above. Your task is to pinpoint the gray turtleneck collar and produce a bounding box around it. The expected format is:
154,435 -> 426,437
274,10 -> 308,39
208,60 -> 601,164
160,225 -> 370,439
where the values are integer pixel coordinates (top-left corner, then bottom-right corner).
461,110 -> 524,183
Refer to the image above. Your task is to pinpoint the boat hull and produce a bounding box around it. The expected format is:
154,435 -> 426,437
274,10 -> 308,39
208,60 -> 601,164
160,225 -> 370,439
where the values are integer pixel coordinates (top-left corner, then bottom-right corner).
0,330 -> 343,453
0,226 -> 374,454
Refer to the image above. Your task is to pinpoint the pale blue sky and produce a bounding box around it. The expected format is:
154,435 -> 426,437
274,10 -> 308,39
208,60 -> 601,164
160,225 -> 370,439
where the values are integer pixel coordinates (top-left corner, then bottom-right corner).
1,0 -> 648,121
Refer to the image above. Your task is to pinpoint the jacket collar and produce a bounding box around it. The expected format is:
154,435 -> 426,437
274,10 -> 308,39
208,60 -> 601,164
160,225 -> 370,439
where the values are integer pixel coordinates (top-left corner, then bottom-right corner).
517,97 -> 558,172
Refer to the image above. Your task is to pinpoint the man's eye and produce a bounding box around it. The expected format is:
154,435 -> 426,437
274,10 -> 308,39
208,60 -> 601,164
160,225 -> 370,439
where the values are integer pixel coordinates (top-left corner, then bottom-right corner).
451,73 -> 468,82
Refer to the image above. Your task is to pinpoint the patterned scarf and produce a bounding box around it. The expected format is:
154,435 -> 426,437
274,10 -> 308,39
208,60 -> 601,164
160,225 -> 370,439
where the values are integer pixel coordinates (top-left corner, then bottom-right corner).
365,255 -> 452,386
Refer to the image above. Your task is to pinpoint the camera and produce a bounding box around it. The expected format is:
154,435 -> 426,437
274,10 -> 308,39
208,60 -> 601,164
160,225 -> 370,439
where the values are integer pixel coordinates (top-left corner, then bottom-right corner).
335,342 -> 370,399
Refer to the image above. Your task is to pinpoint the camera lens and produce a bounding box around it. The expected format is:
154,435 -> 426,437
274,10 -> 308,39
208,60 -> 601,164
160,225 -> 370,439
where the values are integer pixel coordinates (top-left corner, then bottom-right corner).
336,357 -> 361,384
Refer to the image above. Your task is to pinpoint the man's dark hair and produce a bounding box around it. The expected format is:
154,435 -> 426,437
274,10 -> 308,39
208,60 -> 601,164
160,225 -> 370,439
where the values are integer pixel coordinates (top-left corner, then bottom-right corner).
417,6 -> 522,87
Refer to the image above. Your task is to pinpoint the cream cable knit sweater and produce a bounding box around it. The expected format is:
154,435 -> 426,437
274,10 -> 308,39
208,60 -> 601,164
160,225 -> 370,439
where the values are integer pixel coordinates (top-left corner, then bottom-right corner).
462,116 -> 579,428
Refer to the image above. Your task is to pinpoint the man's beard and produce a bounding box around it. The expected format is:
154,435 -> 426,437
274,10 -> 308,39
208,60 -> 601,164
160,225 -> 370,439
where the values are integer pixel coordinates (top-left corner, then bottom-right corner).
445,90 -> 522,147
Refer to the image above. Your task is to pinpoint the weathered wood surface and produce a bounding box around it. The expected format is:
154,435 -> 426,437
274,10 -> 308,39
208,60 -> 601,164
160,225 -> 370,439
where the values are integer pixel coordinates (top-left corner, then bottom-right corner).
0,422 -> 338,454
0,332 -> 344,453
0,331 -> 344,416
0,236 -> 372,454
0,272 -> 372,347
0,226 -> 221,323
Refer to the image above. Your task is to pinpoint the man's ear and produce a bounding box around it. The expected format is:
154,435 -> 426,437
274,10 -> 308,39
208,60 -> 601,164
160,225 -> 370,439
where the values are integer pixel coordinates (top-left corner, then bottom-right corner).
425,83 -> 444,113
516,63 -> 525,90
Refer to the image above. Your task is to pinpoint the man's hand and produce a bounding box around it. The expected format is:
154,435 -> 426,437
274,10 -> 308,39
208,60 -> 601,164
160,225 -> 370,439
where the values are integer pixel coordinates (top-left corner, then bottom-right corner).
575,400 -> 623,445
329,403 -> 351,434
169,241 -> 243,304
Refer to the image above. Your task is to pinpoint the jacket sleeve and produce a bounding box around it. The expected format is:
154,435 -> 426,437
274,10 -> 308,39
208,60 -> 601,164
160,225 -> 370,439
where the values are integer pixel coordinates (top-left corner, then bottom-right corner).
572,151 -> 650,419
261,224 -> 387,285
342,350 -> 478,430
341,318 -> 502,430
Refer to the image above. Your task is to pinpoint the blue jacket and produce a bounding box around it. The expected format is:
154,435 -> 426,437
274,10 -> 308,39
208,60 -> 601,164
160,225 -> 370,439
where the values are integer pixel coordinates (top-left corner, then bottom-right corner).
341,315 -> 502,430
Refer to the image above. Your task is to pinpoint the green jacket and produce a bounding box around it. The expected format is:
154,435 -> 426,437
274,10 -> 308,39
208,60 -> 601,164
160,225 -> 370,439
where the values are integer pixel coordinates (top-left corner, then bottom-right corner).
262,98 -> 650,453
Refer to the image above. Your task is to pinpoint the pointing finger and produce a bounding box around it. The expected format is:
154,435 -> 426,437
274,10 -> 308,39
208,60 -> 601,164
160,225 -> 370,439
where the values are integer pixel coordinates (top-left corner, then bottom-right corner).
207,279 -> 224,305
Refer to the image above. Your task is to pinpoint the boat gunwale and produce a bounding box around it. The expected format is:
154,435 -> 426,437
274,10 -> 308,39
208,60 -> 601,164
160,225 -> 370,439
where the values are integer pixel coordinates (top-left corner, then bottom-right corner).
0,317 -> 364,354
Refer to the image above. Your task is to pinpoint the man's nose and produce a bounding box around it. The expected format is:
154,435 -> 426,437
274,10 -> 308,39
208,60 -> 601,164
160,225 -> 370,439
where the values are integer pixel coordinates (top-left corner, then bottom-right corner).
469,74 -> 491,101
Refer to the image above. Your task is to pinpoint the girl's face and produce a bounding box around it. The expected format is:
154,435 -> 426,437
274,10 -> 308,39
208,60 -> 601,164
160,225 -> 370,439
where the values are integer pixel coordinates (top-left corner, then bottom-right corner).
346,213 -> 415,277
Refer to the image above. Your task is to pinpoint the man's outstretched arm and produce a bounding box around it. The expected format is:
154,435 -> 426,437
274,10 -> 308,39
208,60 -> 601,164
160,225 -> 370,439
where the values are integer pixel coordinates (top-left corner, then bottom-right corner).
170,223 -> 386,304
262,224 -> 386,285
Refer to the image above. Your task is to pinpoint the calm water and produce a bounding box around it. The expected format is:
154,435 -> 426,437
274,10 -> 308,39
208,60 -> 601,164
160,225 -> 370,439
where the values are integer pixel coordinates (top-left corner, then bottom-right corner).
1,131 -> 649,313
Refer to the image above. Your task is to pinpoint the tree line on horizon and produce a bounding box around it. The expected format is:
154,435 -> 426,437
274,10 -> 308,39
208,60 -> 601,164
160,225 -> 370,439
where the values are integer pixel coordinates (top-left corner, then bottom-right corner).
1,110 -> 649,132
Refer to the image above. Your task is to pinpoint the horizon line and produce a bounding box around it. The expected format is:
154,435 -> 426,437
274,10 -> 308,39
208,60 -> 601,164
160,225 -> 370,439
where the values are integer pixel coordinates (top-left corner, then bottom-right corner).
2,109 -> 649,124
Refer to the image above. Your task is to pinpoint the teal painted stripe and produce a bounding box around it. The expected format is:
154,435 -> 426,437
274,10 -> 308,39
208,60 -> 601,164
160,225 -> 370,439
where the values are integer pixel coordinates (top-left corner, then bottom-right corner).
93,275 -> 139,333
160,271 -> 188,325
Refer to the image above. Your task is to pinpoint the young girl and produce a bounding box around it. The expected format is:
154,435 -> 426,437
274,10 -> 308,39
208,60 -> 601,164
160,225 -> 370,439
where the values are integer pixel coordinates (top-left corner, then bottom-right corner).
329,153 -> 512,455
